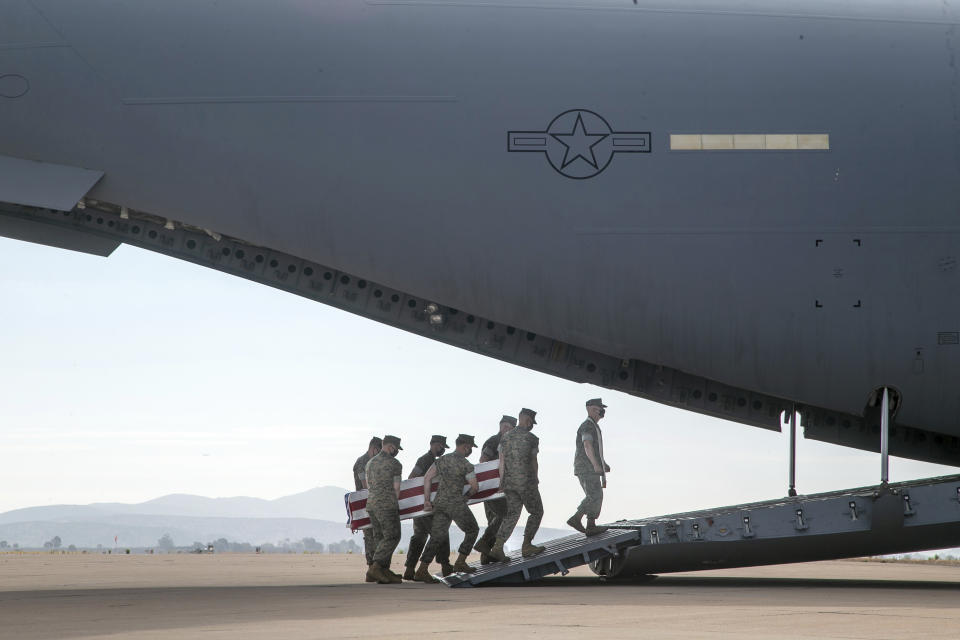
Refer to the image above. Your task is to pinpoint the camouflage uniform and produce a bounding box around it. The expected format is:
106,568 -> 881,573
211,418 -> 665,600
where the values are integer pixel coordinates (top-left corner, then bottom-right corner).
404,451 -> 450,570
574,418 -> 605,519
364,451 -> 403,568
352,451 -> 376,565
478,432 -> 507,548
496,426 -> 544,542
421,452 -> 479,562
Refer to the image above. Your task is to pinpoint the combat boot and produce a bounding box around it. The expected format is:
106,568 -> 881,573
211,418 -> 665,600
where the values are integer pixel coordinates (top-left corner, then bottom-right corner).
384,566 -> 403,583
402,564 -> 416,581
566,512 -> 586,533
488,537 -> 508,563
365,563 -> 376,583
439,561 -> 455,577
479,553 -> 491,565
521,535 -> 546,558
584,517 -> 608,536
367,562 -> 392,584
413,562 -> 440,583
473,538 -> 492,556
453,552 -> 477,574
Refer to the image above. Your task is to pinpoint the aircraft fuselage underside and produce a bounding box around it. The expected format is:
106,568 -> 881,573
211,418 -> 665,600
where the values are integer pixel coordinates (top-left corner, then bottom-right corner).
2,200 -> 957,467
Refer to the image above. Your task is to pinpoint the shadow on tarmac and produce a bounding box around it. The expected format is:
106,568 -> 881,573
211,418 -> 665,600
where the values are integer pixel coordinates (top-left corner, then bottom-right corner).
482,575 -> 960,590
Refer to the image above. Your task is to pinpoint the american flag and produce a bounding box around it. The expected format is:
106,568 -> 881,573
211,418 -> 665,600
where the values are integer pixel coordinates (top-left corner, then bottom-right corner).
345,460 -> 502,531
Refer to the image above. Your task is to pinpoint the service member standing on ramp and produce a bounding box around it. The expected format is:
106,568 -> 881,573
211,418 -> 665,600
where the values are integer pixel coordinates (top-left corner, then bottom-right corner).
364,435 -> 404,584
402,435 -> 452,580
473,415 -> 517,564
352,436 -> 382,580
489,408 -> 545,562
567,398 -> 611,536
415,434 -> 480,582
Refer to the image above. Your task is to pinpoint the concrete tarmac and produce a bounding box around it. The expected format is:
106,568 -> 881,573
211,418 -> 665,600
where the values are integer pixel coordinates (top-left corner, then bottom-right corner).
2,553 -> 959,639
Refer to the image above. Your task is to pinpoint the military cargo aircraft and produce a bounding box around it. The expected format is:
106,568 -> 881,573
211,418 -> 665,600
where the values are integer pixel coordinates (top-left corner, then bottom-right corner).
2,0 -> 959,578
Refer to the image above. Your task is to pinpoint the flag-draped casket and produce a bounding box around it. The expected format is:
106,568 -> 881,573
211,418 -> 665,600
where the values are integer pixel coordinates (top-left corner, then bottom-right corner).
345,460 -> 502,531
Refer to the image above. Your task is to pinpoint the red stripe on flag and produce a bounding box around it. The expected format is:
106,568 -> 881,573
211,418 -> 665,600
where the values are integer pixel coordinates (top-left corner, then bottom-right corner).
476,469 -> 500,482
350,517 -> 370,531
399,482 -> 436,500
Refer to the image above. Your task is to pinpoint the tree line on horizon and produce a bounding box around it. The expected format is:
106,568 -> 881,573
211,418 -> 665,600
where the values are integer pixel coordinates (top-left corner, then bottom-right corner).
0,534 -> 361,554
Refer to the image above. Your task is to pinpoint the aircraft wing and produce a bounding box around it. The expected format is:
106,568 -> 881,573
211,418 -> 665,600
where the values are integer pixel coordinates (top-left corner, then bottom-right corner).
0,154 -> 103,212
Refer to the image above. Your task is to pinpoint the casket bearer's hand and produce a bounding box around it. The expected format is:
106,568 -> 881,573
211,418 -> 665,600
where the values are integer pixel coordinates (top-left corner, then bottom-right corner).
422,465 -> 438,513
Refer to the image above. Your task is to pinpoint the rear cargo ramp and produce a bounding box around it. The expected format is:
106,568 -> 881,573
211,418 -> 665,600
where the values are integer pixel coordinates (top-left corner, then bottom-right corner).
441,474 -> 960,586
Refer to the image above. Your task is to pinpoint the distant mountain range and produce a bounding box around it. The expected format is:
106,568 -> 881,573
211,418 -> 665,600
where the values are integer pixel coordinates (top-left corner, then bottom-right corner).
0,486 -> 351,524
0,486 -> 354,549
0,488 -> 568,551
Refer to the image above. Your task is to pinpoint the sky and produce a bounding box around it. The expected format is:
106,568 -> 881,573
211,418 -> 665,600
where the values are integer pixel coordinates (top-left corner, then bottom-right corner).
1,236 -> 956,529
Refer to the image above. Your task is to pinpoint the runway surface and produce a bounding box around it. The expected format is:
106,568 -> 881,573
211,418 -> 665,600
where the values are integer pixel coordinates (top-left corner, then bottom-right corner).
2,553 -> 959,639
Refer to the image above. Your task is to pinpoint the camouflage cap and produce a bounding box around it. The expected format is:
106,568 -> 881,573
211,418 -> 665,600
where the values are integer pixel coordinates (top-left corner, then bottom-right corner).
500,415 -> 518,427
456,434 -> 477,447
519,408 -> 538,424
430,434 -> 450,448
383,435 -> 403,450
586,398 -> 608,408
369,436 -> 383,448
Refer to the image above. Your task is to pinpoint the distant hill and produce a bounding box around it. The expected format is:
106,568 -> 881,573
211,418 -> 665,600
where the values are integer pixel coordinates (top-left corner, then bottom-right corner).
0,486 -> 351,524
0,487 -> 353,548
0,488 -> 570,551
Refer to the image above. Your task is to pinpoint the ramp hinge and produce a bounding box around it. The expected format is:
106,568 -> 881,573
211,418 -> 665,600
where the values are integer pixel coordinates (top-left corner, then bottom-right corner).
554,560 -> 569,576
903,494 -> 916,516
849,501 -> 859,521
742,514 -> 755,538
691,522 -> 703,541
795,508 -> 808,531
649,529 -> 660,545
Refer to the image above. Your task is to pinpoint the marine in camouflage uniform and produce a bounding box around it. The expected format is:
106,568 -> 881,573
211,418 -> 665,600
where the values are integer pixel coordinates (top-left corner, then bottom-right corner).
473,415 -> 517,563
364,435 -> 404,584
352,436 -> 382,572
567,398 -> 611,537
491,408 -> 545,561
402,435 -> 451,580
415,434 -> 480,582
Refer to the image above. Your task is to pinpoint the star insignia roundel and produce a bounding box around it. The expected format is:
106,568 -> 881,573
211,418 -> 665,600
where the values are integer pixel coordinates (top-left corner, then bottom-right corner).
507,109 -> 651,179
